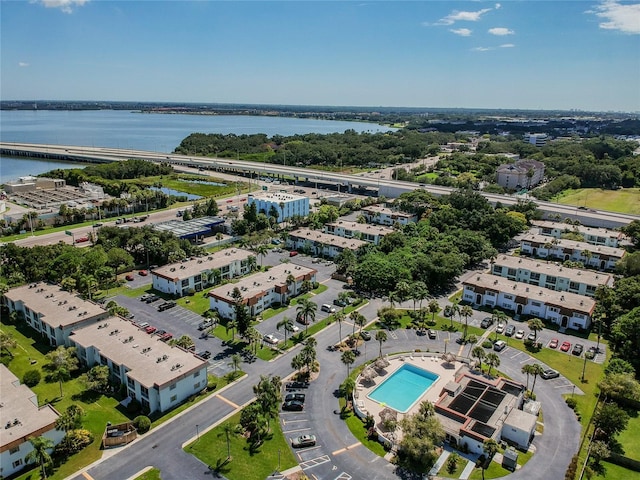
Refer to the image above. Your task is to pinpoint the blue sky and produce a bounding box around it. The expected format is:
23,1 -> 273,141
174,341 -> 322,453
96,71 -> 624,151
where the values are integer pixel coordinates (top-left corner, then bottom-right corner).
1,1 -> 639,111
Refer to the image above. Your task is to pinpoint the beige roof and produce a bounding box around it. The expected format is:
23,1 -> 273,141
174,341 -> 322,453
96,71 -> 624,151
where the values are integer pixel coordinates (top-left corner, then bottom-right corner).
153,249 -> 253,281
4,282 -> 106,328
0,365 -> 59,451
69,317 -> 207,389
532,221 -> 623,240
361,205 -> 415,219
325,220 -> 394,236
520,234 -> 626,258
504,408 -> 538,432
289,228 -> 367,250
208,262 -> 317,304
492,255 -> 612,287
464,273 -> 596,314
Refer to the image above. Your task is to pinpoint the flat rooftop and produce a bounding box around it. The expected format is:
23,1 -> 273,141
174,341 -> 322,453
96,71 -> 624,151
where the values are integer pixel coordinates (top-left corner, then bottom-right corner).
289,228 -> 367,250
153,248 -> 253,281
532,220 -> 623,239
208,262 -> 317,303
0,365 -> 59,450
492,254 -> 613,287
4,282 -> 106,328
152,216 -> 225,239
248,191 -> 306,202
326,220 -> 394,236
69,317 -> 207,389
464,273 -> 596,314
361,205 -> 415,218
520,234 -> 626,258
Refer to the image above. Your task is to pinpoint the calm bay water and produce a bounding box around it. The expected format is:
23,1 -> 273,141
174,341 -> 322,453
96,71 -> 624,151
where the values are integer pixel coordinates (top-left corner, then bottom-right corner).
0,109 -> 393,183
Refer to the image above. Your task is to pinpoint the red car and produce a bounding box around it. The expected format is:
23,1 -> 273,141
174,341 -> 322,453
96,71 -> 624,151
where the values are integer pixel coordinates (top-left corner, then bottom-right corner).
75,236 -> 89,244
145,326 -> 157,334
160,333 -> 173,342
289,251 -> 298,257
125,274 -> 134,281
139,270 -> 148,276
549,338 -> 559,349
560,341 -> 571,352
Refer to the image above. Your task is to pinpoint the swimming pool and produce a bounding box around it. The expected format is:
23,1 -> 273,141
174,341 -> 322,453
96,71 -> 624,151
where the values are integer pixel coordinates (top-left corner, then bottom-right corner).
367,363 -> 440,413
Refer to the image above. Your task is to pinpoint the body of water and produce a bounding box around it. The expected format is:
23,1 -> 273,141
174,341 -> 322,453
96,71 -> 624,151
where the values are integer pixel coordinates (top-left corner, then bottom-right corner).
0,109 -> 393,183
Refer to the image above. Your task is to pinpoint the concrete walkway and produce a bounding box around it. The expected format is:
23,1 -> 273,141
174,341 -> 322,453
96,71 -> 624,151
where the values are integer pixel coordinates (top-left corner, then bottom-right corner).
459,459 -> 476,479
428,449 -> 451,477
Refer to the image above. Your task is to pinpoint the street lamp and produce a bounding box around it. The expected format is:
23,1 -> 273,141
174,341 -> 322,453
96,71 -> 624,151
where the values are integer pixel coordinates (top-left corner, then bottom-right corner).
196,424 -> 200,441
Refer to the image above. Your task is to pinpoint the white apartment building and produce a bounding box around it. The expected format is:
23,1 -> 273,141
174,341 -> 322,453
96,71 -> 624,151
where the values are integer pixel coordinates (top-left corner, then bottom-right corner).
519,234 -> 625,271
532,221 -> 624,248
463,273 -> 596,330
491,255 -> 613,297
69,317 -> 208,414
3,283 -> 109,347
496,159 -> 545,190
324,220 -> 393,245
0,365 -> 64,478
152,248 -> 254,297
361,205 -> 418,226
248,191 -> 309,222
208,263 -> 317,319
287,228 -> 367,259
523,133 -> 548,147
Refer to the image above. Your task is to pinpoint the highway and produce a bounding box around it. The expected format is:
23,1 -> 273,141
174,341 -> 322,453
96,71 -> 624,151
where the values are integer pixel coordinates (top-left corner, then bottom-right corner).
2,142 -> 638,228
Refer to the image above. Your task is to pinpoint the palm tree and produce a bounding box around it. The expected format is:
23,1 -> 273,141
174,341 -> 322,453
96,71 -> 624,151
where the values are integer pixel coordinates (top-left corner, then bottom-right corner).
276,316 -> 294,344
340,377 -> 356,407
493,310 -> 508,341
521,364 -> 534,391
341,350 -> 356,377
25,436 -> 54,479
350,311 -> 365,336
296,298 -> 317,335
481,439 -> 500,480
530,364 -> 545,395
334,310 -> 345,346
428,300 -> 441,325
411,281 -> 428,312
375,330 -> 387,357
460,305 -> 473,340
228,353 -> 242,374
527,318 -> 545,341
485,352 -> 500,377
471,346 -> 486,371
337,292 -> 351,310
254,244 -> 269,268
221,422 -> 234,460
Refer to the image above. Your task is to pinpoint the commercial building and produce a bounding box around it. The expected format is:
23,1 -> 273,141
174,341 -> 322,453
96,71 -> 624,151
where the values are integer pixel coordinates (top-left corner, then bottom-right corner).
523,133 -> 548,147
496,159 -> 545,190
247,191 -> 309,222
3,176 -> 66,194
532,220 -> 625,248
152,249 -> 254,297
324,220 -> 393,245
361,205 -> 418,226
208,263 -> 317,319
68,317 -> 208,414
152,216 -> 225,241
462,273 -> 596,330
519,234 -> 625,271
0,365 -> 64,478
287,228 -> 366,259
490,255 -> 613,297
3,283 -> 109,347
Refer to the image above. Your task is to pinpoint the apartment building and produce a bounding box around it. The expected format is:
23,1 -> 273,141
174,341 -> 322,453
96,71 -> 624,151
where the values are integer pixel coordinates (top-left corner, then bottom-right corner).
519,234 -> 625,271
3,283 -> 109,347
496,159 -> 545,190
361,205 -> 418,226
69,317 -> 208,414
287,228 -> 367,259
152,248 -> 254,297
323,220 -> 393,245
208,263 -> 317,319
0,365 -> 64,478
532,220 -> 624,248
248,191 -> 309,222
463,273 -> 596,330
491,255 -> 613,297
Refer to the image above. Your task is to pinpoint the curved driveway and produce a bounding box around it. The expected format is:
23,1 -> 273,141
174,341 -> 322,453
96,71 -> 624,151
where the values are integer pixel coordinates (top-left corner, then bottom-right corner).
70,298 -> 583,480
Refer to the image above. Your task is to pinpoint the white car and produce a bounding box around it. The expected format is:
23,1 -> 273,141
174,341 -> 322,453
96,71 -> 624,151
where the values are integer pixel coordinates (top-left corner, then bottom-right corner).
496,323 -> 505,334
515,329 -> 525,340
263,334 -> 280,345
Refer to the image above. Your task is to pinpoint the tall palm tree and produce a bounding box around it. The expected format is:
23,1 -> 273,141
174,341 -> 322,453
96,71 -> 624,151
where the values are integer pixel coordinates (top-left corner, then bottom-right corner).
485,352 -> 500,377
481,439 -> 500,480
530,364 -> 545,395
25,436 -> 54,479
341,350 -> 356,377
471,346 -> 486,371
460,305 -> 473,340
228,353 -> 242,373
276,316 -> 294,345
527,318 -> 545,341
254,244 -> 269,268
521,364 -> 534,391
334,310 -> 345,346
375,330 -> 387,357
428,300 -> 441,325
296,298 -> 317,335
221,422 -> 234,460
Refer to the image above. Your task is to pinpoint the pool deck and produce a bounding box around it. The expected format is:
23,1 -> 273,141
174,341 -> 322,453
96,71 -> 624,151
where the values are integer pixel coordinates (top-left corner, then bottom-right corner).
354,353 -> 463,425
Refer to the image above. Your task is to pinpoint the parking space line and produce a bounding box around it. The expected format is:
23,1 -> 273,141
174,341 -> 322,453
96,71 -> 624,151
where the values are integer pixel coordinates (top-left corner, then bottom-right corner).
216,394 -> 239,409
510,351 -> 523,359
334,473 -> 352,480
282,419 -> 309,425
299,454 -> 331,469
285,427 -> 312,434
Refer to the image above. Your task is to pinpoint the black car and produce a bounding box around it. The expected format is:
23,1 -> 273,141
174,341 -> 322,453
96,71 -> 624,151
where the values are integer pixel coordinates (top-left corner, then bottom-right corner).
480,317 -> 493,328
282,400 -> 304,411
286,381 -> 310,390
158,301 -> 176,312
360,331 -> 372,341
197,351 -> 212,360
333,298 -> 350,307
572,344 -> 584,356
145,295 -> 160,304
285,393 -> 305,403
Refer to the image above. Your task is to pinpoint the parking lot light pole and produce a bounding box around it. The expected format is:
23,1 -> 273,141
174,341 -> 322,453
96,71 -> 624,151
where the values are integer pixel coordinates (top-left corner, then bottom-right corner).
196,424 -> 200,441
581,354 -> 588,383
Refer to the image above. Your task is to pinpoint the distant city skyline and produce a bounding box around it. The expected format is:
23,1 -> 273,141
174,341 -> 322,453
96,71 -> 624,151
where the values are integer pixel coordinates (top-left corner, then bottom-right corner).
1,1 -> 639,112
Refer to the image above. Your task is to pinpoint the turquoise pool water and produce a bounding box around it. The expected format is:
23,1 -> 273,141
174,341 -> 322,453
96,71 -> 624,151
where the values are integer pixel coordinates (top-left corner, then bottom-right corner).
368,363 -> 439,413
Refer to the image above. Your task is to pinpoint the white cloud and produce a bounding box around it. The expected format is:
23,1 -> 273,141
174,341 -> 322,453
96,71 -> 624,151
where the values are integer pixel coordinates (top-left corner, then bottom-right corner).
472,46 -> 494,52
435,8 -> 492,25
588,0 -> 640,34
495,3 -> 502,9
35,0 -> 89,14
19,62 -> 30,67
500,44 -> 515,48
488,27 -> 515,36
450,28 -> 472,36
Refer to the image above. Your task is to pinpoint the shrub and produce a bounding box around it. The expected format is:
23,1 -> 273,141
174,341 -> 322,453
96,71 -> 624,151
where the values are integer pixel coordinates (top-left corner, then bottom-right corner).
133,415 -> 152,434
447,453 -> 460,474
127,399 -> 141,414
566,397 -> 578,410
54,429 -> 94,456
23,369 -> 41,387
482,340 -> 494,349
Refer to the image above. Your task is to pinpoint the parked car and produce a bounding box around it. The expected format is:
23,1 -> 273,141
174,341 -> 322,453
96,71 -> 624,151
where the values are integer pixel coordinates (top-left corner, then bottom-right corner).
140,294 -> 152,301
137,322 -> 149,329
289,251 -> 299,257
496,323 -> 505,334
572,344 -> 584,356
560,341 -> 571,352
75,236 -> 89,244
321,304 -> 336,313
145,295 -> 160,303
282,400 -> 304,411
284,393 -> 305,403
159,333 -> 173,342
360,331 -> 372,341
427,329 -> 437,339
526,332 -> 536,341
505,325 -> 516,337
125,274 -> 134,281
263,334 -> 280,345
285,381 -> 310,390
549,338 -> 559,349
494,340 -> 507,352
291,434 -> 316,448
515,330 -> 525,340
138,270 -> 148,276
154,329 -> 166,336
196,351 -> 212,360
198,319 -> 214,331
333,298 -> 350,307
480,317 -> 493,328
541,369 -> 560,379
296,313 -> 309,325
144,326 -> 157,334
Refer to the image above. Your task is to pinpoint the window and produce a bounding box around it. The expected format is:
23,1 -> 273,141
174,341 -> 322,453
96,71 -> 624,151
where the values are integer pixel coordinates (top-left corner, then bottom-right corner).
141,386 -> 149,398
100,354 -> 107,365
9,446 -> 20,454
503,294 -> 513,300
530,272 -> 540,281
194,382 -> 201,389
507,268 -> 516,277
13,459 -> 23,468
170,395 -> 177,402
531,301 -> 541,307
127,376 -> 134,388
181,279 -> 189,287
170,383 -> 176,390
194,370 -> 200,378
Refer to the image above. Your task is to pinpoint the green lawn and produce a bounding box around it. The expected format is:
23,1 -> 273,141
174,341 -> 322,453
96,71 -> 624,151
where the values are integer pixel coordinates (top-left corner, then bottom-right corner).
593,461 -> 640,480
134,468 -> 162,480
437,455 -> 469,478
337,398 -> 388,457
617,411 -> 640,462
554,188 -> 640,215
184,411 -> 297,480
